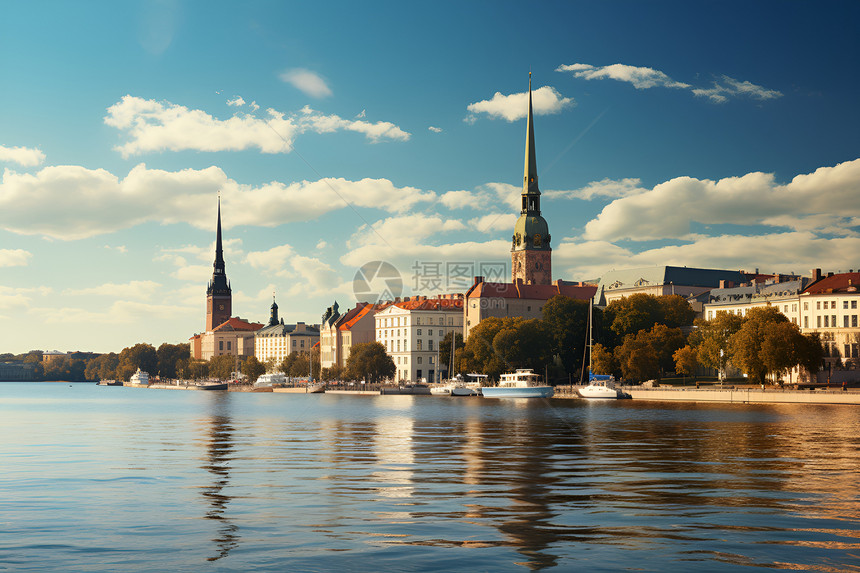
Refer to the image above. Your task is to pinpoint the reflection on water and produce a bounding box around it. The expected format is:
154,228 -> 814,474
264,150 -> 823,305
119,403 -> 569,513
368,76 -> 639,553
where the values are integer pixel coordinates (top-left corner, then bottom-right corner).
197,392 -> 239,561
2,384 -> 860,572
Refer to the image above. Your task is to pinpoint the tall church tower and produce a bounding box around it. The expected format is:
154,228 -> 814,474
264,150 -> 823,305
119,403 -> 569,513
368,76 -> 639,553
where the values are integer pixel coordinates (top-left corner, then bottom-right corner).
205,197 -> 232,330
511,73 -> 552,285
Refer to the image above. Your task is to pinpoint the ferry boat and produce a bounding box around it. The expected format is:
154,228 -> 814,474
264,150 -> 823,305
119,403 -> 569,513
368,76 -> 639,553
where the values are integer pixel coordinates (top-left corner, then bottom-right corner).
255,372 -> 286,387
481,369 -> 553,398
129,368 -> 150,385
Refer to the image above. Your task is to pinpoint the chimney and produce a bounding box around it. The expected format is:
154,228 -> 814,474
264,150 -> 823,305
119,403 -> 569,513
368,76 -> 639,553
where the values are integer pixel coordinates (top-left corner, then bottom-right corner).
811,268 -> 822,282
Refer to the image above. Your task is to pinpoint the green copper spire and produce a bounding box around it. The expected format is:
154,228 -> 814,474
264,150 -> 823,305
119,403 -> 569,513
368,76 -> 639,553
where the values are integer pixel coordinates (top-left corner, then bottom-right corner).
523,72 -> 539,201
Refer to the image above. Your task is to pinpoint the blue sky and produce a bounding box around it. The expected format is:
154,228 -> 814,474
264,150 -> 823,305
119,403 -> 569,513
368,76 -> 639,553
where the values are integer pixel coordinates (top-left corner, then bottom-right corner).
1,1 -> 858,354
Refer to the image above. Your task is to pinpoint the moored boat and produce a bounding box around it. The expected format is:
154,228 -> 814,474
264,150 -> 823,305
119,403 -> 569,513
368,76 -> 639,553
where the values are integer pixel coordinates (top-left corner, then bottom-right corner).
255,372 -> 286,388
481,369 -> 553,398
129,368 -> 150,385
577,373 -> 632,400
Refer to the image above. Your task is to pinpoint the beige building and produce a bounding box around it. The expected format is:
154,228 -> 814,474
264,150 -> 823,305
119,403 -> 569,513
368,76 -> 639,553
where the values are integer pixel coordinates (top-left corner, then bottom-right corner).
254,298 -> 320,366
375,295 -> 464,383
464,277 -> 596,339
703,277 -> 810,326
319,301 -> 380,370
594,266 -> 764,306
190,317 -> 263,361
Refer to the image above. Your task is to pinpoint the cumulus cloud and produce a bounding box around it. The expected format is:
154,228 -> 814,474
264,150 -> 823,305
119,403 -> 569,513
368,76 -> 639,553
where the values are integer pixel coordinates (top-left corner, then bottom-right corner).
556,63 -> 690,89
0,164 -> 435,240
0,285 -> 50,309
468,213 -> 518,234
544,178 -> 645,201
439,183 -> 520,211
0,248 -> 32,267
554,232 -> 860,282
226,96 -> 246,107
693,75 -> 783,103
428,126 -> 442,133
279,68 -> 333,98
0,145 -> 45,167
467,86 -> 575,122
582,158 -> 860,242
104,95 -> 409,157
349,214 -> 467,249
558,62 -> 781,104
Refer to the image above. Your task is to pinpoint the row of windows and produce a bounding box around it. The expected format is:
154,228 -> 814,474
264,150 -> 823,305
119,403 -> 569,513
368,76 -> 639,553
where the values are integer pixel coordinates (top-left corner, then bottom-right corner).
806,315 -> 860,328
377,315 -> 459,328
812,300 -> 859,310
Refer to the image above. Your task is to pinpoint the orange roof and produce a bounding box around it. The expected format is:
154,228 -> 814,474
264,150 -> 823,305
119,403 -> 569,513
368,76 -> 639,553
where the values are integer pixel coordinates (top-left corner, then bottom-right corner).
468,280 -> 596,301
212,317 -> 264,332
803,272 -> 860,295
393,298 -> 463,311
338,303 -> 374,331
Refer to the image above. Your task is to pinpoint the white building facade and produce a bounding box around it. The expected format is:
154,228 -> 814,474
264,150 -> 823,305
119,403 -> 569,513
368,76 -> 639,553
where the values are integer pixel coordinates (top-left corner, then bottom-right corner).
374,296 -> 463,383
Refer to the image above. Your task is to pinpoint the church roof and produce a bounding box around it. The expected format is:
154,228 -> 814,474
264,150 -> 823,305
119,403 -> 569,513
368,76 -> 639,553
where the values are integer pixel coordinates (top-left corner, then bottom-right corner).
468,280 -> 596,301
212,317 -> 264,332
802,272 -> 860,294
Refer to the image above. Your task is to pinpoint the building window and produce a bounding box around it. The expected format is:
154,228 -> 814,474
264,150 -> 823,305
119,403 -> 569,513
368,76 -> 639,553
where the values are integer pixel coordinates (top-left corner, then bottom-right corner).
845,315 -> 850,328
430,356 -> 435,364
817,301 -> 821,310
417,369 -> 422,379
397,340 -> 400,352
439,318 -> 443,325
853,315 -> 858,327
417,329 -> 422,335
817,316 -> 822,328
824,315 -> 829,327
428,340 -> 434,351
417,340 -> 422,350
804,302 -> 808,310
804,316 -> 809,328
417,357 -> 422,364
832,315 -> 837,327
227,341 -> 231,350
219,341 -> 224,351
853,300 -> 858,309
844,301 -> 850,309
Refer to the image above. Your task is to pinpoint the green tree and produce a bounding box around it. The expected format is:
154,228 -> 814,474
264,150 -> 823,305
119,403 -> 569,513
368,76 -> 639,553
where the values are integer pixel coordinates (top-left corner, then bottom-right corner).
690,312 -> 745,374
117,343 -> 158,381
439,331 -> 465,378
673,345 -> 699,381
797,332 -> 824,379
590,343 -> 617,378
345,341 -> 395,383
241,356 -> 266,383
188,359 -> 209,379
156,343 -> 190,378
542,296 -> 589,375
604,293 -> 663,339
728,306 -> 789,385
460,317 -> 511,380
208,355 -> 235,380
320,364 -> 344,381
614,334 -> 660,382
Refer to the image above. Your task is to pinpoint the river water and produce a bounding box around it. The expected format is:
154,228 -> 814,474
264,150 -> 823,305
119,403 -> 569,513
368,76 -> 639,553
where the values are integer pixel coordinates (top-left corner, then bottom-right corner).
1,382 -> 858,572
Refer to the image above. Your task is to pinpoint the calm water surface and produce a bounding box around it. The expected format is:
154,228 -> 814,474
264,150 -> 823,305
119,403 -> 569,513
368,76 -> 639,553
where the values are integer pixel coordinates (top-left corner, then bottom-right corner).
1,382 -> 858,572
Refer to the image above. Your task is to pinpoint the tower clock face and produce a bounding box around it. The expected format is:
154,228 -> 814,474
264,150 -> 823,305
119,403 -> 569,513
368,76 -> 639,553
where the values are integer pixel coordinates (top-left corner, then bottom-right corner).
218,304 -> 225,311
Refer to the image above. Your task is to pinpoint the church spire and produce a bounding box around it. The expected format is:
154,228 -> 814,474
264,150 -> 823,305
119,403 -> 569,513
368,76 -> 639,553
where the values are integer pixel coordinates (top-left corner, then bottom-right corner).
521,72 -> 541,215
213,195 -> 225,277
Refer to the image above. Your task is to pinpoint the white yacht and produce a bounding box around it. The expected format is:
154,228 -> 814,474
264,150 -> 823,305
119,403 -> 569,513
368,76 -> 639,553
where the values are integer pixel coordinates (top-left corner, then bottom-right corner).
481,369 -> 553,398
255,372 -> 286,387
577,373 -> 631,400
129,368 -> 150,385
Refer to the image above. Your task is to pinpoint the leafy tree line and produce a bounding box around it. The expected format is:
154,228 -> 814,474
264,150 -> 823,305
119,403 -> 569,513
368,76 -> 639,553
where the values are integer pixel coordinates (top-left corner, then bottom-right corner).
454,293 -> 823,386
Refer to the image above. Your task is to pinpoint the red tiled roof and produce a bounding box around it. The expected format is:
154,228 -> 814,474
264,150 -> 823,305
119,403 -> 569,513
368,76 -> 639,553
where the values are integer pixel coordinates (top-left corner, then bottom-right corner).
338,303 -> 373,331
212,317 -> 265,332
469,280 -> 597,301
393,298 -> 463,311
802,272 -> 860,295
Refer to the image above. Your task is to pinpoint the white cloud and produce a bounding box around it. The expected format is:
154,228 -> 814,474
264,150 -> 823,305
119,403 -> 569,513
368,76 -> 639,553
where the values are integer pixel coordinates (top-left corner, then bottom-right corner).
544,178 -> 645,201
468,213 -> 517,234
29,300 -> 194,325
467,86 -> 575,122
557,63 -> 690,90
246,244 -> 296,275
63,280 -> 162,299
0,285 -> 51,309
439,183 -> 520,212
0,248 -> 32,267
583,158 -> 860,242
104,245 -> 128,254
428,126 -> 442,133
349,214 -> 467,250
693,75 -> 783,103
0,164 -> 435,240
279,68 -> 333,98
104,95 -> 409,157
554,232 -> 860,282
226,96 -> 246,107
0,145 -> 46,167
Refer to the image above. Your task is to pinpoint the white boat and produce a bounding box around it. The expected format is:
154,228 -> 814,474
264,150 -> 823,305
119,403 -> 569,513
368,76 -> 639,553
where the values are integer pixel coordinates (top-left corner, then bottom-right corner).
481,369 -> 554,398
255,372 -> 286,387
578,299 -> 632,400
577,373 -> 631,399
430,384 -> 451,395
129,368 -> 150,385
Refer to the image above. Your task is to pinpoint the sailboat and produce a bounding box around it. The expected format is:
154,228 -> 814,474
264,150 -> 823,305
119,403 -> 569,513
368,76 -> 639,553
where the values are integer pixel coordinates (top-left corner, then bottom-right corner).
577,298 -> 632,400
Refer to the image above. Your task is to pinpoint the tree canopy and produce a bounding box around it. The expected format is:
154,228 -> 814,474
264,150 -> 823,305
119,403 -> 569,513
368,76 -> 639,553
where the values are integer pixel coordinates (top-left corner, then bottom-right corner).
345,341 -> 395,383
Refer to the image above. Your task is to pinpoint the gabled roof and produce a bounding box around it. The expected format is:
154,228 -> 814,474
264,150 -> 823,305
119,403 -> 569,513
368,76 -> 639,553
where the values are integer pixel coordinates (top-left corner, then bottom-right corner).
338,303 -> 374,331
393,298 -> 463,311
468,280 -> 596,302
708,279 -> 809,305
212,317 -> 264,332
802,272 -> 860,295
